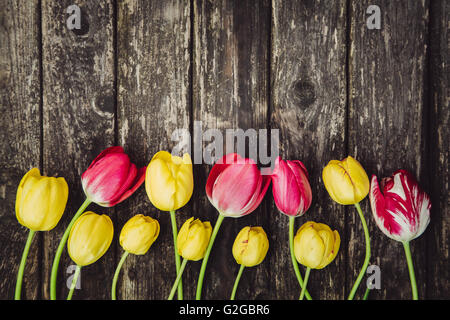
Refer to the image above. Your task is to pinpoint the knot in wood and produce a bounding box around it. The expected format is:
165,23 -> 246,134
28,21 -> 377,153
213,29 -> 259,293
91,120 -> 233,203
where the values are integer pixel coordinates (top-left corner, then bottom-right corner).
291,80 -> 316,109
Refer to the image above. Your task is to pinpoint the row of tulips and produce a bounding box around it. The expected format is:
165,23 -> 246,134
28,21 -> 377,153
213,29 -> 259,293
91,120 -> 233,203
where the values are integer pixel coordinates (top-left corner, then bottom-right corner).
14,146 -> 431,300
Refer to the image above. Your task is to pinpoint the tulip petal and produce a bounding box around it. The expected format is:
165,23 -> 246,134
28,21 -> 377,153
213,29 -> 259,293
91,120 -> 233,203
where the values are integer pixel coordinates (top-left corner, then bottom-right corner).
290,160 -> 309,179
212,159 -> 259,216
120,214 -> 160,255
343,156 -> 370,203
393,170 -> 431,240
294,225 -> 325,269
173,157 -> 194,209
241,173 -> 271,216
325,230 -> 341,268
86,146 -> 124,171
82,152 -> 132,205
177,217 -> 194,255
241,230 -> 267,267
272,158 -> 302,216
286,160 -> 312,214
105,162 -> 137,205
146,158 -> 177,211
232,227 -> 250,265
16,168 -> 42,221
205,153 -> 240,201
68,212 -> 114,266
40,177 -> 69,231
317,229 -> 334,268
145,151 -> 193,211
177,217 -> 212,261
20,178 -> 50,230
108,165 -> 147,207
370,171 -> 431,242
322,161 -> 357,205
369,174 -> 399,238
232,226 -> 268,267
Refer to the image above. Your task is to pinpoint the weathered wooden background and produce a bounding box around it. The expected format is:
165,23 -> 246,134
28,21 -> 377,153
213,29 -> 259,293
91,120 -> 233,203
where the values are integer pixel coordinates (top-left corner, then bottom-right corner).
0,0 -> 448,300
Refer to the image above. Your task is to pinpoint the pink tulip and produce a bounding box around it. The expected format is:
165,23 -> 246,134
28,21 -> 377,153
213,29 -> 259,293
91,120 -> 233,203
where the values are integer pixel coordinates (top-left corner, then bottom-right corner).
205,153 -> 271,217
81,146 -> 146,207
369,169 -> 431,242
271,157 -> 312,217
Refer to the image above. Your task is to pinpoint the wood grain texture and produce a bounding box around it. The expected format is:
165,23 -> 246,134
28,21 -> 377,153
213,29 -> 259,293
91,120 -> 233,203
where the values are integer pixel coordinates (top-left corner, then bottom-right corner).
426,0 -> 449,300
0,0 -> 448,301
192,0 -> 270,299
271,0 -> 348,300
348,0 -> 429,299
0,0 -> 41,300
116,0 -> 191,300
41,0 -> 116,300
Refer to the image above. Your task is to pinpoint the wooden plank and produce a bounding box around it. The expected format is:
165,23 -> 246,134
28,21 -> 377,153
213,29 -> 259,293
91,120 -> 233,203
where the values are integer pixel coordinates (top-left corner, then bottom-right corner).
192,0 -> 270,299
271,0 -> 348,299
117,0 -> 191,299
348,0 -> 429,299
426,0 -> 449,300
41,0 -> 116,300
0,0 -> 41,300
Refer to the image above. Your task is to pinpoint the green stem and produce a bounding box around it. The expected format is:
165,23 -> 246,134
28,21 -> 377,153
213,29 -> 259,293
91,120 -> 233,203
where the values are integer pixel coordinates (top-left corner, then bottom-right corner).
111,251 -> 129,300
289,216 -> 312,300
196,214 -> 225,300
168,258 -> 188,300
402,241 -> 418,300
170,210 -> 183,300
67,265 -> 81,300
363,287 -> 370,300
50,198 -> 91,300
299,267 -> 311,300
230,264 -> 245,300
15,229 -> 36,300
347,202 -> 371,300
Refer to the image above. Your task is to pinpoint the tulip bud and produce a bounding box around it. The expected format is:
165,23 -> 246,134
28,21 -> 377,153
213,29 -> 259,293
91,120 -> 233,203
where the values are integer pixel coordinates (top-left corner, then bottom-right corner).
68,211 -> 114,266
81,146 -> 146,207
145,151 -> 194,211
15,168 -> 69,231
177,217 -> 212,261
322,156 -> 370,205
271,157 -> 312,217
232,226 -> 269,267
369,170 -> 431,242
206,153 -> 271,217
294,221 -> 340,269
119,214 -> 160,255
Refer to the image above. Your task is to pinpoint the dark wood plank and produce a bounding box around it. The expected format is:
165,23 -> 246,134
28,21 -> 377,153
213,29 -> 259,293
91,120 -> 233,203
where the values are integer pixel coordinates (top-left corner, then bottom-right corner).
426,0 -> 449,300
192,0 -> 270,299
117,0 -> 191,299
348,0 -> 429,299
271,0 -> 348,299
0,0 -> 41,300
41,0 -> 116,300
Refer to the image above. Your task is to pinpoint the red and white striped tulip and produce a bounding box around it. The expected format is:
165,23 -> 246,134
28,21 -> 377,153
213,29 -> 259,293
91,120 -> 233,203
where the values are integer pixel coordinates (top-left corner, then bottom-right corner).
206,153 -> 271,217
271,157 -> 312,217
369,169 -> 431,242
81,146 -> 146,207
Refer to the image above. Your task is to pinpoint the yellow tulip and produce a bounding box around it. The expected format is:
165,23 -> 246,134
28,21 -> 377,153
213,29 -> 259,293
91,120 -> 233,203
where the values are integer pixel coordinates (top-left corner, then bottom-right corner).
177,217 -> 212,261
232,226 -> 269,267
322,156 -> 370,205
67,211 -> 114,266
14,168 -> 69,300
145,151 -> 193,211
119,214 -> 160,255
294,221 -> 340,269
15,168 -> 68,231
